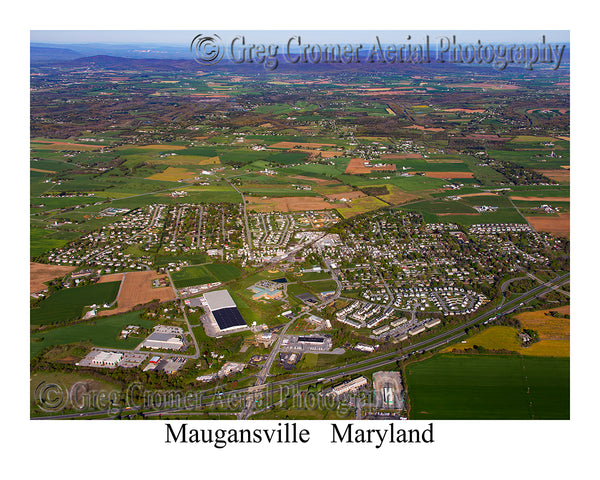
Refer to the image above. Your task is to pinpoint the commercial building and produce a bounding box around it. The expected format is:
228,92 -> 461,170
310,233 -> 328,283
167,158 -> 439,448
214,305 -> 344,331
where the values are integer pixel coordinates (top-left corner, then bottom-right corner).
203,290 -> 248,333
142,331 -> 184,350
329,376 -> 368,397
90,351 -> 123,368
355,343 -> 378,353
282,335 -> 333,352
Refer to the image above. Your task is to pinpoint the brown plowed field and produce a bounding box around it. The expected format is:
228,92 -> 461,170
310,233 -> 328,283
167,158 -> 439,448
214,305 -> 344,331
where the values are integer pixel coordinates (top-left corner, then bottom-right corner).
404,125 -> 444,132
31,140 -> 101,151
290,175 -> 340,185
344,158 -> 396,174
98,271 -> 175,316
97,273 -> 125,283
284,149 -> 341,158
30,263 -> 76,293
424,171 -> 474,178
526,213 -> 570,237
246,196 -> 339,212
325,191 -> 366,201
515,306 -> 570,340
535,169 -> 570,183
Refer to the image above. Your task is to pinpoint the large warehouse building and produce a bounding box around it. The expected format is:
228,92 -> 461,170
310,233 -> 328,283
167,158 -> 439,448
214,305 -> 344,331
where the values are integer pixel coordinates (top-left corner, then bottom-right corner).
203,290 -> 248,334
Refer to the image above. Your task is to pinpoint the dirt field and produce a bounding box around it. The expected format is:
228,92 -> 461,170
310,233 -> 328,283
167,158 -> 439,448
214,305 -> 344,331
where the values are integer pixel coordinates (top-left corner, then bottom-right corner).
30,168 -> 56,173
30,262 -> 76,293
516,306 -> 570,340
424,171 -> 474,179
535,169 -> 570,183
31,140 -> 102,150
344,158 -> 396,174
280,148 -> 341,158
97,273 -> 125,283
98,270 -> 175,316
290,175 -> 341,186
404,125 -> 445,132
510,196 -> 570,202
246,196 -> 340,212
269,141 -> 336,149
324,191 -> 366,201
526,213 -> 570,237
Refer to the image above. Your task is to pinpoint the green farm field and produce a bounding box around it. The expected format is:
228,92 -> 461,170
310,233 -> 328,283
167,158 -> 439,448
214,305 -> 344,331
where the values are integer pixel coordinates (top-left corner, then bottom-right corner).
30,227 -> 74,257
31,312 -> 154,358
30,281 -> 121,326
405,354 -> 569,419
170,263 -> 242,288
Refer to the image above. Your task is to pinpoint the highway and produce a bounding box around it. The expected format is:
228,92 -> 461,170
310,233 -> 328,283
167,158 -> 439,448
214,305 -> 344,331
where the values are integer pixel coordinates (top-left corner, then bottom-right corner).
238,319 -> 295,419
34,272 -> 569,420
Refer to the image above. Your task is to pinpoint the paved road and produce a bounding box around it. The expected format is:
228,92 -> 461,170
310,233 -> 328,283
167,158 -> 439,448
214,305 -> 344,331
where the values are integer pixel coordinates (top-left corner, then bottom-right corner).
166,269 -> 200,359
239,319 -> 295,419
196,205 -> 204,249
224,177 -> 252,260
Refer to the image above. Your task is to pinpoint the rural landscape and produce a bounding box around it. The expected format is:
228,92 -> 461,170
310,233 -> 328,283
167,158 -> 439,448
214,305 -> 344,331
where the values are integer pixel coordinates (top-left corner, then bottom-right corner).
30,32 -> 570,420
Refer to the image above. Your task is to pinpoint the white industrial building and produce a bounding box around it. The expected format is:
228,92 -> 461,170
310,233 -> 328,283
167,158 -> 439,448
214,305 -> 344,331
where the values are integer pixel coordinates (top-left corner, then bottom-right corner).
142,331 -> 184,350
329,376 -> 368,397
90,351 -> 123,367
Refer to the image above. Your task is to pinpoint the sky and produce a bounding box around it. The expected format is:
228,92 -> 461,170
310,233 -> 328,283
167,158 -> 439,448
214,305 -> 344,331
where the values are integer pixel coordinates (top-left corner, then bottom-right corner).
31,30 -> 570,46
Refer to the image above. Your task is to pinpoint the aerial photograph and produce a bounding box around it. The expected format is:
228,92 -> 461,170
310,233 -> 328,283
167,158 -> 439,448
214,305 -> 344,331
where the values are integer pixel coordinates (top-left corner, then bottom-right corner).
29,30 -> 570,421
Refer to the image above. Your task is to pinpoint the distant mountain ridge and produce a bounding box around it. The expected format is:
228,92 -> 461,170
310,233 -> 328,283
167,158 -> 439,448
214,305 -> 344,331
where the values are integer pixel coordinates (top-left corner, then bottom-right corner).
31,46 -> 83,63
32,51 -> 570,75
